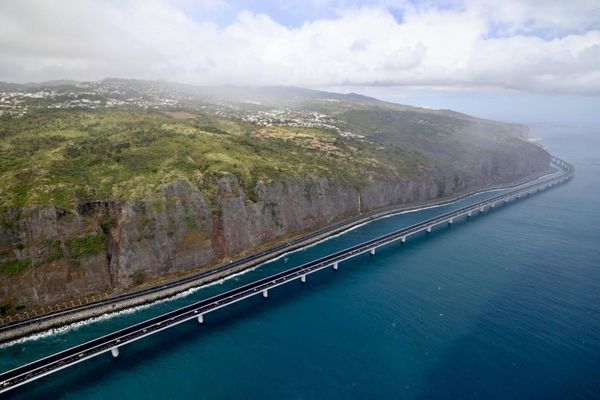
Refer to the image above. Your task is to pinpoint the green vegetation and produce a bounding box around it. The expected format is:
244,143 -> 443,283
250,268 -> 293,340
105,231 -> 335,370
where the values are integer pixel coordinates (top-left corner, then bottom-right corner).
0,301 -> 26,315
186,217 -> 197,229
46,240 -> 64,262
132,271 -> 146,286
0,259 -> 33,276
66,233 -> 106,259
100,215 -> 117,235
0,109 -> 428,211
0,82 -> 540,214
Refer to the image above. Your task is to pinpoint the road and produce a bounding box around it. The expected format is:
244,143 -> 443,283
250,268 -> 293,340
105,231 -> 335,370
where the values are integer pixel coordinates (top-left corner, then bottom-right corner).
0,161 -> 563,338
0,157 -> 574,394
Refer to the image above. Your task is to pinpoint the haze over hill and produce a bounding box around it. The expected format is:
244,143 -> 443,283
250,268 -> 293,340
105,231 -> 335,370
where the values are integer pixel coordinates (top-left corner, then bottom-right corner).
0,78 -> 543,207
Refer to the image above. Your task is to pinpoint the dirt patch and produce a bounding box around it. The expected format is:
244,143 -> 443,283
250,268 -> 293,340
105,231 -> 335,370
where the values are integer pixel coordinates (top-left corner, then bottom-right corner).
165,111 -> 197,120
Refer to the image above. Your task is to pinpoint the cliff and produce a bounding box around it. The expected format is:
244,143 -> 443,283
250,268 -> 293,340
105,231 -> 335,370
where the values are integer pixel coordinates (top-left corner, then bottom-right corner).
0,81 -> 552,314
0,152 -> 549,311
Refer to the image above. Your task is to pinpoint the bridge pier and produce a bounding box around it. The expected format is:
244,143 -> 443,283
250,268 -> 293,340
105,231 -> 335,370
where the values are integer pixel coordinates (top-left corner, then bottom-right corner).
448,218 -> 454,225
332,262 -> 339,270
467,211 -> 472,218
0,158 -> 576,398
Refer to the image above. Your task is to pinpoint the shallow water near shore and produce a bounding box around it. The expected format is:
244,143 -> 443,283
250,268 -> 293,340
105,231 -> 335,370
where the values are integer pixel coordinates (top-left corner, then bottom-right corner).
1,126 -> 599,399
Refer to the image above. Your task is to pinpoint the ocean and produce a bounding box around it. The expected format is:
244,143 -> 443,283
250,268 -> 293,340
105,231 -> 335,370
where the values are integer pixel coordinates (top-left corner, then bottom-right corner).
1,126 -> 598,399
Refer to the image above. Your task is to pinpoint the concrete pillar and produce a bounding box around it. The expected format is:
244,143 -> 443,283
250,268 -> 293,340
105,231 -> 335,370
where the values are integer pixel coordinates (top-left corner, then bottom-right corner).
491,203 -> 495,208
448,218 -> 454,224
401,236 -> 406,243
426,226 -> 432,233
467,211 -> 472,218
262,289 -> 268,298
111,347 -> 119,358
370,248 -> 376,256
197,314 -> 204,324
332,262 -> 339,270
301,275 -> 306,283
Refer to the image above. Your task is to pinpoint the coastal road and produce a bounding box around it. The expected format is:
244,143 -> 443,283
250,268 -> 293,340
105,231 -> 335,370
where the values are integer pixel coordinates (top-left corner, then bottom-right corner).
0,158 -> 567,340
0,158 -> 574,394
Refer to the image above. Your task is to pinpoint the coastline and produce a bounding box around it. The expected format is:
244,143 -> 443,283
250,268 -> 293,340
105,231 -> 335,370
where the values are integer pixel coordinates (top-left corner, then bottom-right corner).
0,167 -> 557,344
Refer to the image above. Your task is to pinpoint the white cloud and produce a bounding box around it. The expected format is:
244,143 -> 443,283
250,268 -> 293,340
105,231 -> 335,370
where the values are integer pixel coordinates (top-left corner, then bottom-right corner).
0,0 -> 599,94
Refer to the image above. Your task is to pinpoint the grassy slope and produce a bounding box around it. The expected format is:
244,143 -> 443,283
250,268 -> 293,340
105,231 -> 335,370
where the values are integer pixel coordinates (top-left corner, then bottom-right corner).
0,109 -> 430,210
296,98 -> 538,180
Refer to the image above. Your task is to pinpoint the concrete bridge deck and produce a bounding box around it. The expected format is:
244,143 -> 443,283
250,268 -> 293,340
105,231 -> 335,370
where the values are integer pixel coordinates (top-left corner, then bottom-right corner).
0,157 -> 574,394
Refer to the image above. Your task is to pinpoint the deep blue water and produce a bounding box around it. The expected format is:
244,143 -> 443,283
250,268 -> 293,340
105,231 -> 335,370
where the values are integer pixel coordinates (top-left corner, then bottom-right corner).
1,126 -> 599,399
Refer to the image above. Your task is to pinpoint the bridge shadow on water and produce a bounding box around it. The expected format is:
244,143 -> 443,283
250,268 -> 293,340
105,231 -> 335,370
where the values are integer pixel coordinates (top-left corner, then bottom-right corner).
5,200 -> 528,399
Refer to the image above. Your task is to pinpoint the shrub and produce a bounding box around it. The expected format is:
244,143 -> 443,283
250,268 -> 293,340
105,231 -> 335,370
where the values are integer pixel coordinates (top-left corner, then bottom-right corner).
132,271 -> 146,286
66,233 -> 106,259
47,240 -> 64,262
0,259 -> 33,275
100,216 -> 117,235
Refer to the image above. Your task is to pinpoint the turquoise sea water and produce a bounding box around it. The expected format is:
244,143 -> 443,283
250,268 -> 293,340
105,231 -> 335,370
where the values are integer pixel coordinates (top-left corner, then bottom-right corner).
1,126 -> 599,399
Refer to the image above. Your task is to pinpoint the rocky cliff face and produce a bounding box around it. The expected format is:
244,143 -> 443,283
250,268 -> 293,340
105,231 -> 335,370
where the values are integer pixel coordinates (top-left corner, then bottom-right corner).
0,147 -> 550,312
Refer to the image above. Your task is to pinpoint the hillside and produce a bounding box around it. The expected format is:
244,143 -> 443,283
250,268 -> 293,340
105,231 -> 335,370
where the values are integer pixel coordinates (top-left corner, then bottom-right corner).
0,79 -> 551,314
0,109 -> 429,211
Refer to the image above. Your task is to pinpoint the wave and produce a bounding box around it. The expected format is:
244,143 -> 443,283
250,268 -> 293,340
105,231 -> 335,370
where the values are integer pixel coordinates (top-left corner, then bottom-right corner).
0,267 -> 263,349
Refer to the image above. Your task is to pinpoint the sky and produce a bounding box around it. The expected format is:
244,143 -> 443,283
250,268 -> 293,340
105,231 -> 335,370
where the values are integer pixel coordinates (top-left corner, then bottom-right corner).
1,0 -> 599,126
